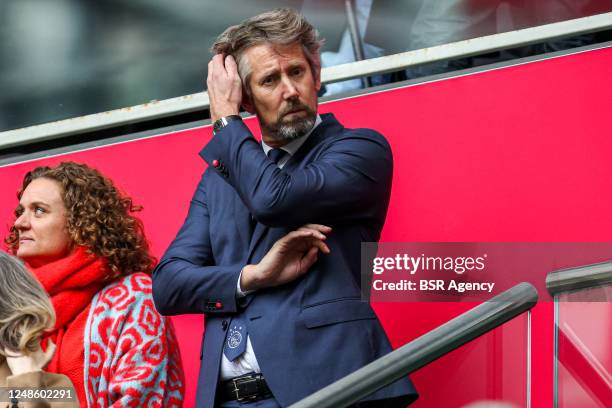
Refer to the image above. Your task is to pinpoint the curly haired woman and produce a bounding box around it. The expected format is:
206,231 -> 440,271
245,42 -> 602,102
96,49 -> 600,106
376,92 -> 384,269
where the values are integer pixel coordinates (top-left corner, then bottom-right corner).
5,162 -> 184,407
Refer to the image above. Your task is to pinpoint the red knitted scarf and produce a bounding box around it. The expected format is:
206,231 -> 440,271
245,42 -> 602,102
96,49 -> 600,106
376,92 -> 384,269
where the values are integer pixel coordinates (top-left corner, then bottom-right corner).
30,246 -> 109,404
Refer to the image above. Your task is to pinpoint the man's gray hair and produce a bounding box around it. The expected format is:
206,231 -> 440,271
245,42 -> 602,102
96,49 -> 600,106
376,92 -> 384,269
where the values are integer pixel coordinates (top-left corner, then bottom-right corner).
211,8 -> 324,93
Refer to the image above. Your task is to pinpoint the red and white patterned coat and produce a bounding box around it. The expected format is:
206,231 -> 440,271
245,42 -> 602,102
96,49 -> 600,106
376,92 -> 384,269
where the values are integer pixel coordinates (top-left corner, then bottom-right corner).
83,273 -> 184,407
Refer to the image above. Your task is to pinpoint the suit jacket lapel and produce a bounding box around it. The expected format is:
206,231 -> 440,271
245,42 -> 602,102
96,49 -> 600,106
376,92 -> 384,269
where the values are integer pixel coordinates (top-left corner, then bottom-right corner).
234,195 -> 253,250
247,221 -> 267,263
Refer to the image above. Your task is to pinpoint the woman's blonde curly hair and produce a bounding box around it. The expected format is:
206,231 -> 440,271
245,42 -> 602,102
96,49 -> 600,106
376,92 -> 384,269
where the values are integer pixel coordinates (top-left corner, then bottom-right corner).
5,162 -> 155,278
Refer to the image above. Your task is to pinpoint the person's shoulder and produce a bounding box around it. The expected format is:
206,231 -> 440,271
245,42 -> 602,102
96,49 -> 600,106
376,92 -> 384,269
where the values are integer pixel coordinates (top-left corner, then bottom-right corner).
95,272 -> 154,314
323,123 -> 392,158
321,115 -> 389,146
90,273 -> 170,341
99,272 -> 152,295
344,126 -> 389,146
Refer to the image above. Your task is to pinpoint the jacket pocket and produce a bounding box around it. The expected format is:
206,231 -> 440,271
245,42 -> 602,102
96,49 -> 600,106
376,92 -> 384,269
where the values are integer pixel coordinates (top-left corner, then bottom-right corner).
301,297 -> 377,328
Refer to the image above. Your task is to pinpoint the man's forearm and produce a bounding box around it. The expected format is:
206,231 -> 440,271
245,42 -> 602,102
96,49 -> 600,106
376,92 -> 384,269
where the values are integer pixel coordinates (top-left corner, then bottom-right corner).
200,122 -> 393,228
152,257 -> 242,315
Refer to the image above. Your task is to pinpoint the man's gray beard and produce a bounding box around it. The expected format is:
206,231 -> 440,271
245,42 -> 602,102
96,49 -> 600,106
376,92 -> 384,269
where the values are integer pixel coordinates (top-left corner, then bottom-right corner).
262,110 -> 316,143
278,115 -> 316,141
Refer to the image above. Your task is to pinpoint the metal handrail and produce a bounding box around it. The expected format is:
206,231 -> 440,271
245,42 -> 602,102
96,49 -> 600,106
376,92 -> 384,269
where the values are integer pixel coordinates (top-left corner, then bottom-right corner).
0,12 -> 610,150
546,260 -> 612,296
290,282 -> 538,408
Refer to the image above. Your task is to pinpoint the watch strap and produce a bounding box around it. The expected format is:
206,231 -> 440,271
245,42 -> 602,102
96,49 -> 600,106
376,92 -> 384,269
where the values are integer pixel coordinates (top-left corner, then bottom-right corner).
213,115 -> 242,134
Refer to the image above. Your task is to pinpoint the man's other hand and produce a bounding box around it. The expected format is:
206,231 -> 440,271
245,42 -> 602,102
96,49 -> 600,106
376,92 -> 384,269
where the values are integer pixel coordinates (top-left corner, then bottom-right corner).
241,224 -> 332,291
207,54 -> 242,123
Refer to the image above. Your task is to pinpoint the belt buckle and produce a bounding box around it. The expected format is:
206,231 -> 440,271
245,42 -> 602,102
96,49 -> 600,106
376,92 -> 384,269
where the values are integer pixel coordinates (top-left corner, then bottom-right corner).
232,374 -> 260,402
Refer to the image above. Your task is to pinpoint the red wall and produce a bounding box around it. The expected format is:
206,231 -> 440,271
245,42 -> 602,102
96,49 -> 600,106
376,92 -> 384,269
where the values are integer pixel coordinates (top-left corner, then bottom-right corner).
1,46 -> 611,407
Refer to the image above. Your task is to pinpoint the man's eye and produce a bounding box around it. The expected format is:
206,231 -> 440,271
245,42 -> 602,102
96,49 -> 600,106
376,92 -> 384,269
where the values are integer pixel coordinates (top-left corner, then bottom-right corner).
262,76 -> 274,85
34,207 -> 45,215
15,208 -> 23,217
291,68 -> 303,76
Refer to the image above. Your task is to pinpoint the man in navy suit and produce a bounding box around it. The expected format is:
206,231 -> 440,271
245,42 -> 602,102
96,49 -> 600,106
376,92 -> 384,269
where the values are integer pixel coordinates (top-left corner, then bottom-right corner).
152,8 -> 417,408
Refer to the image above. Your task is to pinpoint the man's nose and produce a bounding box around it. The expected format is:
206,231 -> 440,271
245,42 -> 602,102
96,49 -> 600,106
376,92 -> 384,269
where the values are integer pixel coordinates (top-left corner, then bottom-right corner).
281,76 -> 299,100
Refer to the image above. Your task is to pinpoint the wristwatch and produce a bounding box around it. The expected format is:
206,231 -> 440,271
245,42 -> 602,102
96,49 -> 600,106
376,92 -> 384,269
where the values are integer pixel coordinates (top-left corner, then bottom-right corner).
213,115 -> 242,135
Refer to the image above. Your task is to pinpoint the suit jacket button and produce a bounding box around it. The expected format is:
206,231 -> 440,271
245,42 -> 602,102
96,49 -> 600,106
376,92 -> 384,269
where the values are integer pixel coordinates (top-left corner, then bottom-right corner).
222,320 -> 228,331
215,301 -> 223,309
212,159 -> 220,168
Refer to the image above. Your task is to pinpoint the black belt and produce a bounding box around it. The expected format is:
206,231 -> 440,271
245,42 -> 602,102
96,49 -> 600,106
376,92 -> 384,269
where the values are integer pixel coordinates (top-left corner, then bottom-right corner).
218,373 -> 273,402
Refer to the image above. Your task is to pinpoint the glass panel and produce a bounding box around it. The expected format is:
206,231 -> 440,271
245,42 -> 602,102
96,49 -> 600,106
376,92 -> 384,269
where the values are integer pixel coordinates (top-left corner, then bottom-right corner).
556,286 -> 612,408
365,0 -> 612,53
1,0 -> 610,132
391,304 -> 529,408
366,0 -> 612,83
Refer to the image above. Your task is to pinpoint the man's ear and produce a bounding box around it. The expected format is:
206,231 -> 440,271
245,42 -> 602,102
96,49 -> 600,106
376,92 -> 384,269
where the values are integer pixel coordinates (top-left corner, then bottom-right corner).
241,91 -> 255,114
314,65 -> 322,92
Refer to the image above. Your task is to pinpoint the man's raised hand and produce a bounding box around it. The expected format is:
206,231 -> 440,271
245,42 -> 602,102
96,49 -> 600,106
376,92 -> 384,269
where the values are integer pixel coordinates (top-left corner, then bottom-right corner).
207,54 -> 243,123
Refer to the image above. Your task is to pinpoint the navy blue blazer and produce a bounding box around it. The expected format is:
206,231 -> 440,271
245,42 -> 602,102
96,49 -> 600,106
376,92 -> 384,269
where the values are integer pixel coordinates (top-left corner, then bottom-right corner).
152,113 -> 418,407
